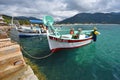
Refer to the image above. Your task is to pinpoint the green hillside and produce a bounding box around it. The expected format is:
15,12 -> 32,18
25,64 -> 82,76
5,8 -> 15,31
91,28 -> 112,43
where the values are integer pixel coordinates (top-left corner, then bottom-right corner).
2,15 -> 39,25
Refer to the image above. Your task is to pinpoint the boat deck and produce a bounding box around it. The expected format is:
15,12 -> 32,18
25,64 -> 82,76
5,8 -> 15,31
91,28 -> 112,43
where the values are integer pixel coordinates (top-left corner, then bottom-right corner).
49,34 -> 90,40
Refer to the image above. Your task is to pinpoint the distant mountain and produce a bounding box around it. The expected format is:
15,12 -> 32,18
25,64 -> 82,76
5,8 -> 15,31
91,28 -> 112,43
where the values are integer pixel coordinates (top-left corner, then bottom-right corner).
59,12 -> 120,24
2,14 -> 40,25
14,16 -> 40,20
2,14 -> 40,20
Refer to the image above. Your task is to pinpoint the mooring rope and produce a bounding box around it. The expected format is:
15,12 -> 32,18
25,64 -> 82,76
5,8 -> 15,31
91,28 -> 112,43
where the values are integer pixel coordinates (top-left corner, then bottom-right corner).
20,46 -> 54,60
9,28 -> 55,60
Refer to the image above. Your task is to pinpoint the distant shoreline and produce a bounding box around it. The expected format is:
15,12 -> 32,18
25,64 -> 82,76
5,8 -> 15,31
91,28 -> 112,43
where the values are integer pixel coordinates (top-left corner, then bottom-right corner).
54,23 -> 120,26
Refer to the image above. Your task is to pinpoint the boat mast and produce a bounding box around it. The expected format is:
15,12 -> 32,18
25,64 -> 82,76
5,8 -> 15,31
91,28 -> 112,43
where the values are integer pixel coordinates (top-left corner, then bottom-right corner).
11,16 -> 14,27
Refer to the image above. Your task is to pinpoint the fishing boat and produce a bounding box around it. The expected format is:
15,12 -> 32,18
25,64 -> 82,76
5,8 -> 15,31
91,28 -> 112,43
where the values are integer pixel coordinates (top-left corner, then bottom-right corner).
11,17 -> 47,37
17,25 -> 47,37
43,16 -> 93,52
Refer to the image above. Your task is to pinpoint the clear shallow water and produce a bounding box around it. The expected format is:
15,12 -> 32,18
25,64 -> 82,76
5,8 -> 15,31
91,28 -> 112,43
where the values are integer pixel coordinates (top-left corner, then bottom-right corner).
20,24 -> 120,80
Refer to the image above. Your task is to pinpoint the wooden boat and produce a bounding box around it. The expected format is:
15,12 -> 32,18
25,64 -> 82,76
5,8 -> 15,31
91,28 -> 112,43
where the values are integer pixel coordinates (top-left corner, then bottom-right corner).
17,26 -> 46,37
11,17 -> 47,37
43,16 -> 93,52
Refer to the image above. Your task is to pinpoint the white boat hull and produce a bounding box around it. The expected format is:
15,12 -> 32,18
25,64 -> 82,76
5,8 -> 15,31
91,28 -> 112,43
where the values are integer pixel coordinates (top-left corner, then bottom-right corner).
18,32 -> 46,37
47,35 -> 92,52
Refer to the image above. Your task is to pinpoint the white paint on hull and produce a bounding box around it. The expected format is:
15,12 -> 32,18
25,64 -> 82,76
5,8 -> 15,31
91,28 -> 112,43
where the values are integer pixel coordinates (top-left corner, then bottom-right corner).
48,38 -> 92,50
47,35 -> 92,50
19,32 -> 46,36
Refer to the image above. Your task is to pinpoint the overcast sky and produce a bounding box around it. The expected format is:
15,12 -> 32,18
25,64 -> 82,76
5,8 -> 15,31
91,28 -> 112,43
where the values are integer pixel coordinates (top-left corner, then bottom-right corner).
0,0 -> 120,21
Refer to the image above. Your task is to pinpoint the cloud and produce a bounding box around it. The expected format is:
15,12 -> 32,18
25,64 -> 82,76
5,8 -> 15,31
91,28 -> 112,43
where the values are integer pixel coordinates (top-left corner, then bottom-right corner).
64,0 -> 120,13
0,0 -> 120,21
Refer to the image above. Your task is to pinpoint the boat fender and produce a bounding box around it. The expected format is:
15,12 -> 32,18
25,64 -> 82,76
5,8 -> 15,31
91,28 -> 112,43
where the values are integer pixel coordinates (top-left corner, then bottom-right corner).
94,31 -> 100,35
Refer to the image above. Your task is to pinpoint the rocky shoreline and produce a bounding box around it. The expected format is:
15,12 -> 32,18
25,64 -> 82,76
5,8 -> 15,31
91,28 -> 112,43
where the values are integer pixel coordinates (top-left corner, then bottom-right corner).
0,26 -> 10,38
0,26 -> 46,80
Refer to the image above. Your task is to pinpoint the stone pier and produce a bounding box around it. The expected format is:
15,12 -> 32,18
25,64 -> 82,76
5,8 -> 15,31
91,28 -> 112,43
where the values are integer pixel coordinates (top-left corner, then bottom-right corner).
0,38 -> 38,80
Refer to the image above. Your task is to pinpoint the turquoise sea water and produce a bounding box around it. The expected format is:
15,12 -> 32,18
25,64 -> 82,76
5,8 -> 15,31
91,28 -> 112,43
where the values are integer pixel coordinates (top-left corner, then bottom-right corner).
20,24 -> 120,80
